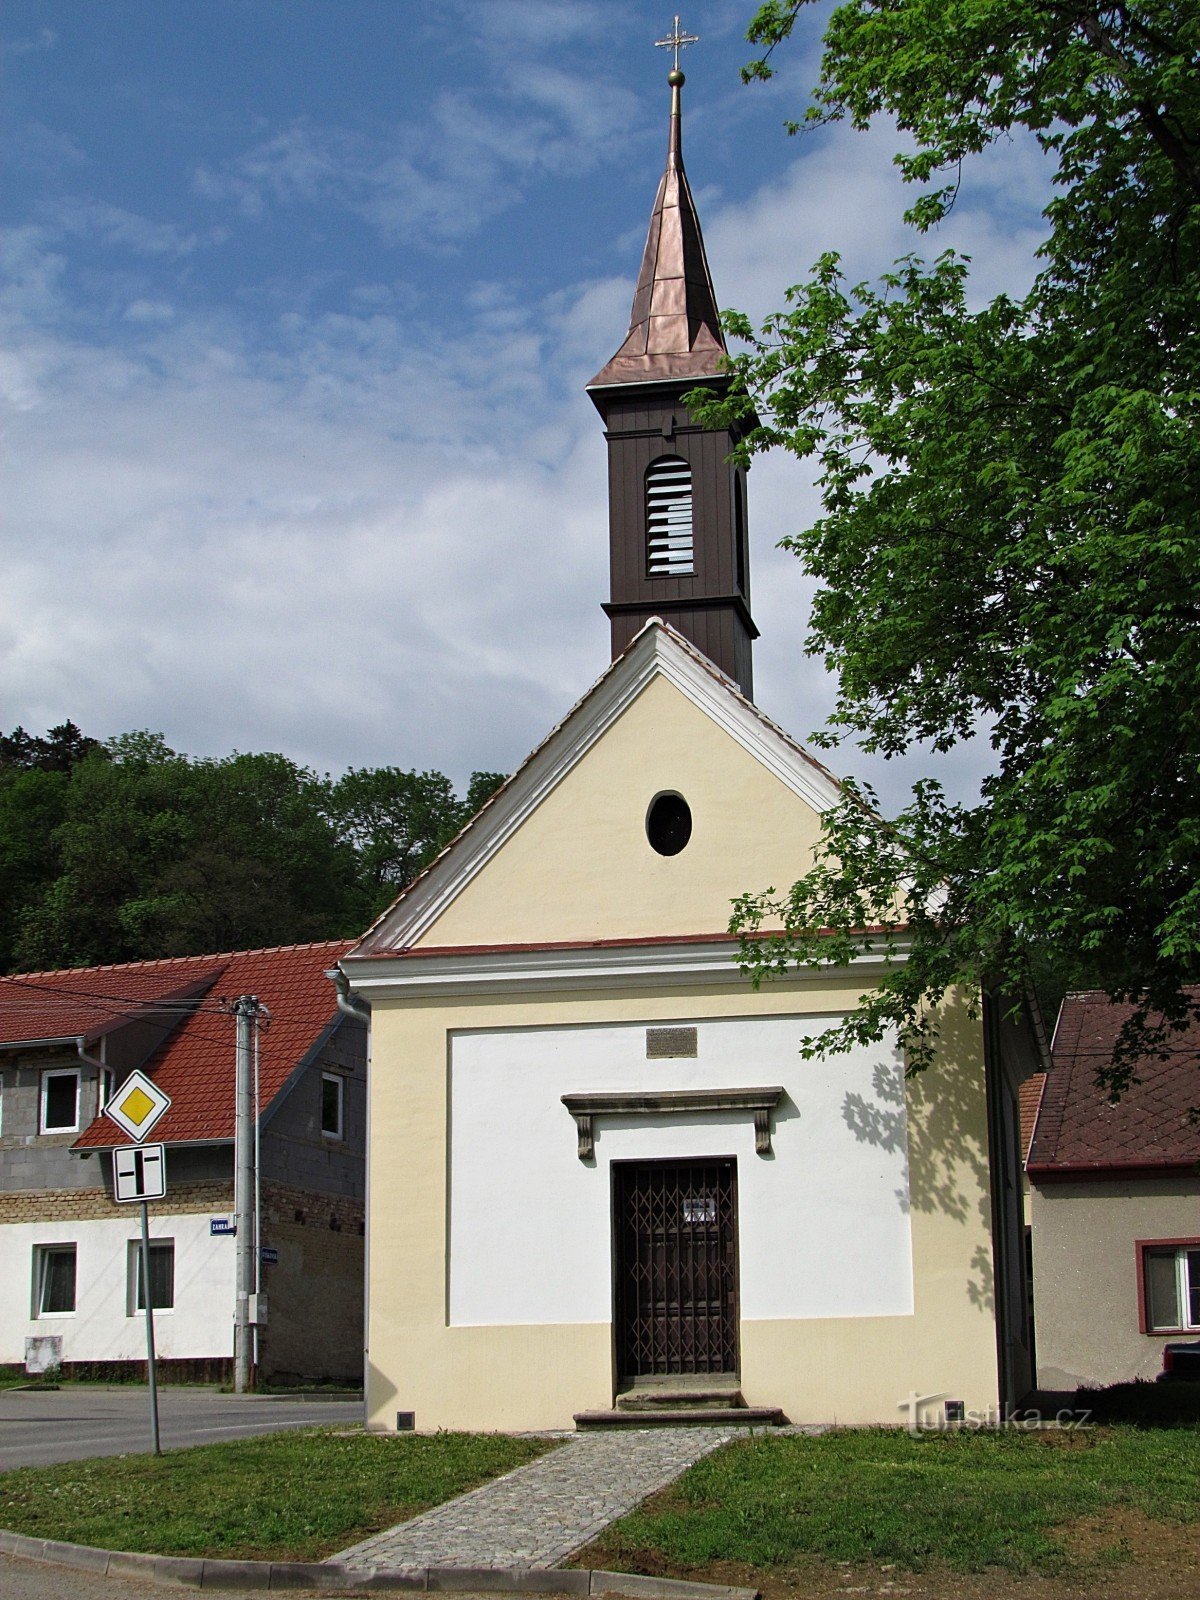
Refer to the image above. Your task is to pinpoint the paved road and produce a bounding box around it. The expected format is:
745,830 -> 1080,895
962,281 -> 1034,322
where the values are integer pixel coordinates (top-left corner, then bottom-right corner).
0,1387 -> 362,1469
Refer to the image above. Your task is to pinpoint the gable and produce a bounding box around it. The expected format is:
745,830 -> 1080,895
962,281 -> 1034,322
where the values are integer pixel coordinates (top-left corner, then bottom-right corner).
410,670 -> 825,951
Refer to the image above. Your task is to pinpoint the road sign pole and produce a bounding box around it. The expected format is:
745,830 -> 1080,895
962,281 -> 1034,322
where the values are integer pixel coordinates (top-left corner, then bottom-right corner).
139,1198 -> 161,1455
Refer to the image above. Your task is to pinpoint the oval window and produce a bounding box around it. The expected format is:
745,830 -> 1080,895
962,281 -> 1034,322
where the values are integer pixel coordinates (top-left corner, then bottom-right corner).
646,792 -> 692,856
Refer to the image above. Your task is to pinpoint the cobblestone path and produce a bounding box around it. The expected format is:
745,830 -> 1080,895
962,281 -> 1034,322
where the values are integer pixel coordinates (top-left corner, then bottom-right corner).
334,1427 -> 734,1571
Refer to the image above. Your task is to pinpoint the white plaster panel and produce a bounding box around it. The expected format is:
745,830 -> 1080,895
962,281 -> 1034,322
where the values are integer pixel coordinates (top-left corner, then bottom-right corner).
448,1015 -> 913,1327
0,1213 -> 236,1364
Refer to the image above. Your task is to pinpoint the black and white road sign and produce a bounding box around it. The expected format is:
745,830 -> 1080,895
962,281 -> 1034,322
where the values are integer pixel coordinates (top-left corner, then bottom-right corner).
113,1142 -> 167,1203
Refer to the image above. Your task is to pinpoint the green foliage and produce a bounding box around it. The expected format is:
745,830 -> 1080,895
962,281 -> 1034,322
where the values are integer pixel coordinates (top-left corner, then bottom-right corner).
0,724 -> 507,973
694,0 -> 1200,1079
323,765 -> 506,895
0,720 -> 101,772
585,1427 -> 1200,1578
0,1427 -> 555,1561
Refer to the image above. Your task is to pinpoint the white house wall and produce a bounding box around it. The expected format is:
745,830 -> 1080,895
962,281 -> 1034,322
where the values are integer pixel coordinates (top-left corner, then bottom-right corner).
1,1212 -> 235,1365
448,1014 -> 913,1328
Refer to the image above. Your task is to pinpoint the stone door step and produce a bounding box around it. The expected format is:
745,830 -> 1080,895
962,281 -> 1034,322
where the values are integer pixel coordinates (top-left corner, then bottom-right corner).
574,1406 -> 785,1429
615,1386 -> 746,1412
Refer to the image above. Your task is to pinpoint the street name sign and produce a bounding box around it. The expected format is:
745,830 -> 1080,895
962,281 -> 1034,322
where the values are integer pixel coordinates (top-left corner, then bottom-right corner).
114,1142 -> 166,1203
104,1069 -> 171,1143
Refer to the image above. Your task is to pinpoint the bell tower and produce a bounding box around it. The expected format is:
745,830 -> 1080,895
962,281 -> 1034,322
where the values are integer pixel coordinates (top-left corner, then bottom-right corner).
587,29 -> 758,698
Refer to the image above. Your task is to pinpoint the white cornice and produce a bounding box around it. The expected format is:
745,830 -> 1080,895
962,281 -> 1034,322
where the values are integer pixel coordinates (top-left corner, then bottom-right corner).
341,935 -> 910,1002
357,623 -> 849,957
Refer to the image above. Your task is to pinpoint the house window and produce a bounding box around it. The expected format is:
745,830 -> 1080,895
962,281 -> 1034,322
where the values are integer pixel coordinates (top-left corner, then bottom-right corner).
321,1072 -> 344,1140
100,1067 -> 115,1111
1142,1241 -> 1200,1333
34,1244 -> 77,1316
40,1069 -> 80,1134
646,456 -> 694,576
128,1239 -> 174,1313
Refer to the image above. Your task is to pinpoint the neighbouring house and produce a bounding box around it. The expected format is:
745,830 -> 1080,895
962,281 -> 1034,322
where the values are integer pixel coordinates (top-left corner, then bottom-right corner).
336,69 -> 1043,1434
0,940 -> 365,1384
1027,989 -> 1200,1390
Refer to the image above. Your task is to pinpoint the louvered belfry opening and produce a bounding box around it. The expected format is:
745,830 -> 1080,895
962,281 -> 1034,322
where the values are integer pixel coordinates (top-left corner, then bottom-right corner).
613,1158 -> 739,1379
645,456 -> 695,576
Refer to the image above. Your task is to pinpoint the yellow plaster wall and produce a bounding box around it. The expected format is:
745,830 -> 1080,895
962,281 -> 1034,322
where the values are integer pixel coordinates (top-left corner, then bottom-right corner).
365,666 -> 998,1431
412,674 -> 825,949
365,981 -> 998,1432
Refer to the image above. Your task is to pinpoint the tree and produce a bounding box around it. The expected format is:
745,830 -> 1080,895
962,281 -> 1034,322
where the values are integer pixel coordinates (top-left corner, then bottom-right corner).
2,723 -> 508,973
11,736 -> 367,968
697,1 -> 1200,1084
0,723 -> 105,971
324,766 -> 507,908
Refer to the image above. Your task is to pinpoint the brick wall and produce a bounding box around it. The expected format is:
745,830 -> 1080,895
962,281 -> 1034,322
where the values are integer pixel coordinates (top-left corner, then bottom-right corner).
256,1180 -> 364,1384
0,1179 -> 234,1224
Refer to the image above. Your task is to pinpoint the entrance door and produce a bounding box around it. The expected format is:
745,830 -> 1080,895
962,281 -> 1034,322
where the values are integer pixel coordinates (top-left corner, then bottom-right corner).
613,1158 -> 739,1379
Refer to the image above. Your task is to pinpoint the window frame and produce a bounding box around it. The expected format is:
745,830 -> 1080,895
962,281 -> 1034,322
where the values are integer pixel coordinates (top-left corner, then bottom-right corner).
40,1067 -> 81,1134
99,1066 -> 116,1111
1137,1237 -> 1200,1334
321,1071 -> 345,1141
33,1243 -> 78,1317
127,1238 -> 175,1316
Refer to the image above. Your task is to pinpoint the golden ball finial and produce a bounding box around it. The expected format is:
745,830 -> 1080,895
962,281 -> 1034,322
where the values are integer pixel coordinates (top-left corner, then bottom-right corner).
668,67 -> 685,87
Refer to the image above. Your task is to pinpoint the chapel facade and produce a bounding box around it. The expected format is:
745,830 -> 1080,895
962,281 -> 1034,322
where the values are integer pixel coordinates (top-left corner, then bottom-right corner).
340,59 -> 1039,1432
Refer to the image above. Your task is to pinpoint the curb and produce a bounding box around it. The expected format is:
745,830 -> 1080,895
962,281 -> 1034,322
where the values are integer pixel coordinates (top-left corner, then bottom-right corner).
0,1530 -> 758,1598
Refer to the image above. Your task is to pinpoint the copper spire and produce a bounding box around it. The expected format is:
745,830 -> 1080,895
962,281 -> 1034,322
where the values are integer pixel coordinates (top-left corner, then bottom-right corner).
588,30 -> 726,389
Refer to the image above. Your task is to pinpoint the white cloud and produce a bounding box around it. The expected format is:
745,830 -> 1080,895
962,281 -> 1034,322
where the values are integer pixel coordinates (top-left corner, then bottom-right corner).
704,117 -> 1053,326
1,26 -> 56,58
7,120 -> 86,175
188,7 -> 642,251
40,198 -> 215,258
1,87 -> 1049,816
122,299 -> 175,323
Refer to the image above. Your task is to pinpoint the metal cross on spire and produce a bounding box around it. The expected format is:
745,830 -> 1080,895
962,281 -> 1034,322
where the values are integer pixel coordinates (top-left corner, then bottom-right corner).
655,15 -> 698,73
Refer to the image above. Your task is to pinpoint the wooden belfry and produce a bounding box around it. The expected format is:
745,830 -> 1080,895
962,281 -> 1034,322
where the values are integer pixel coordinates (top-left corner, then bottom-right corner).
587,20 -> 758,698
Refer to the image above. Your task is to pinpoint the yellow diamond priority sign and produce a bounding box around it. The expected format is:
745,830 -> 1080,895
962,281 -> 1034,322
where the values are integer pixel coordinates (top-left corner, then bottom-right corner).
105,1069 -> 171,1143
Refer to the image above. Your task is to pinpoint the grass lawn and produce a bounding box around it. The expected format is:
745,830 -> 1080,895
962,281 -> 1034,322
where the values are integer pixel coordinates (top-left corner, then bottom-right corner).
0,1427 -> 555,1562
575,1427 -> 1200,1594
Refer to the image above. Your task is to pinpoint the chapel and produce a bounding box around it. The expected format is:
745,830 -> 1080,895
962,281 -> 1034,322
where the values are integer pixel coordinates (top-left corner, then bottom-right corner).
338,46 -> 1038,1432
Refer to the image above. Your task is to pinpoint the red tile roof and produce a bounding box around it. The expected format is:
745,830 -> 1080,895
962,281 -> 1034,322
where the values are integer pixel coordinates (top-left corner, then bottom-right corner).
1027,991 -> 1200,1176
0,941 -> 353,1149
1019,1073 -> 1046,1163
0,957 -> 226,1047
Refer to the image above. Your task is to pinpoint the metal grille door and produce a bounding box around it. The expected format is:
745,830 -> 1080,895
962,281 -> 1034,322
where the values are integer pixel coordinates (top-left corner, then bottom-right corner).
613,1159 -> 739,1378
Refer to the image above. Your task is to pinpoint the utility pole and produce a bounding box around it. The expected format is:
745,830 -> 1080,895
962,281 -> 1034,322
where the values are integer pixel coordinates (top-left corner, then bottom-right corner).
233,995 -> 259,1394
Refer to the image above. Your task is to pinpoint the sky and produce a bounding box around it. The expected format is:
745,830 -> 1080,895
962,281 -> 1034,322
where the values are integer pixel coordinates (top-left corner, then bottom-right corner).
1,0 -> 1055,809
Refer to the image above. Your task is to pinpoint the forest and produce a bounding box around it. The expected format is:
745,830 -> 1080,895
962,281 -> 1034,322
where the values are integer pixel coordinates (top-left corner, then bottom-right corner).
0,722 -> 504,974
